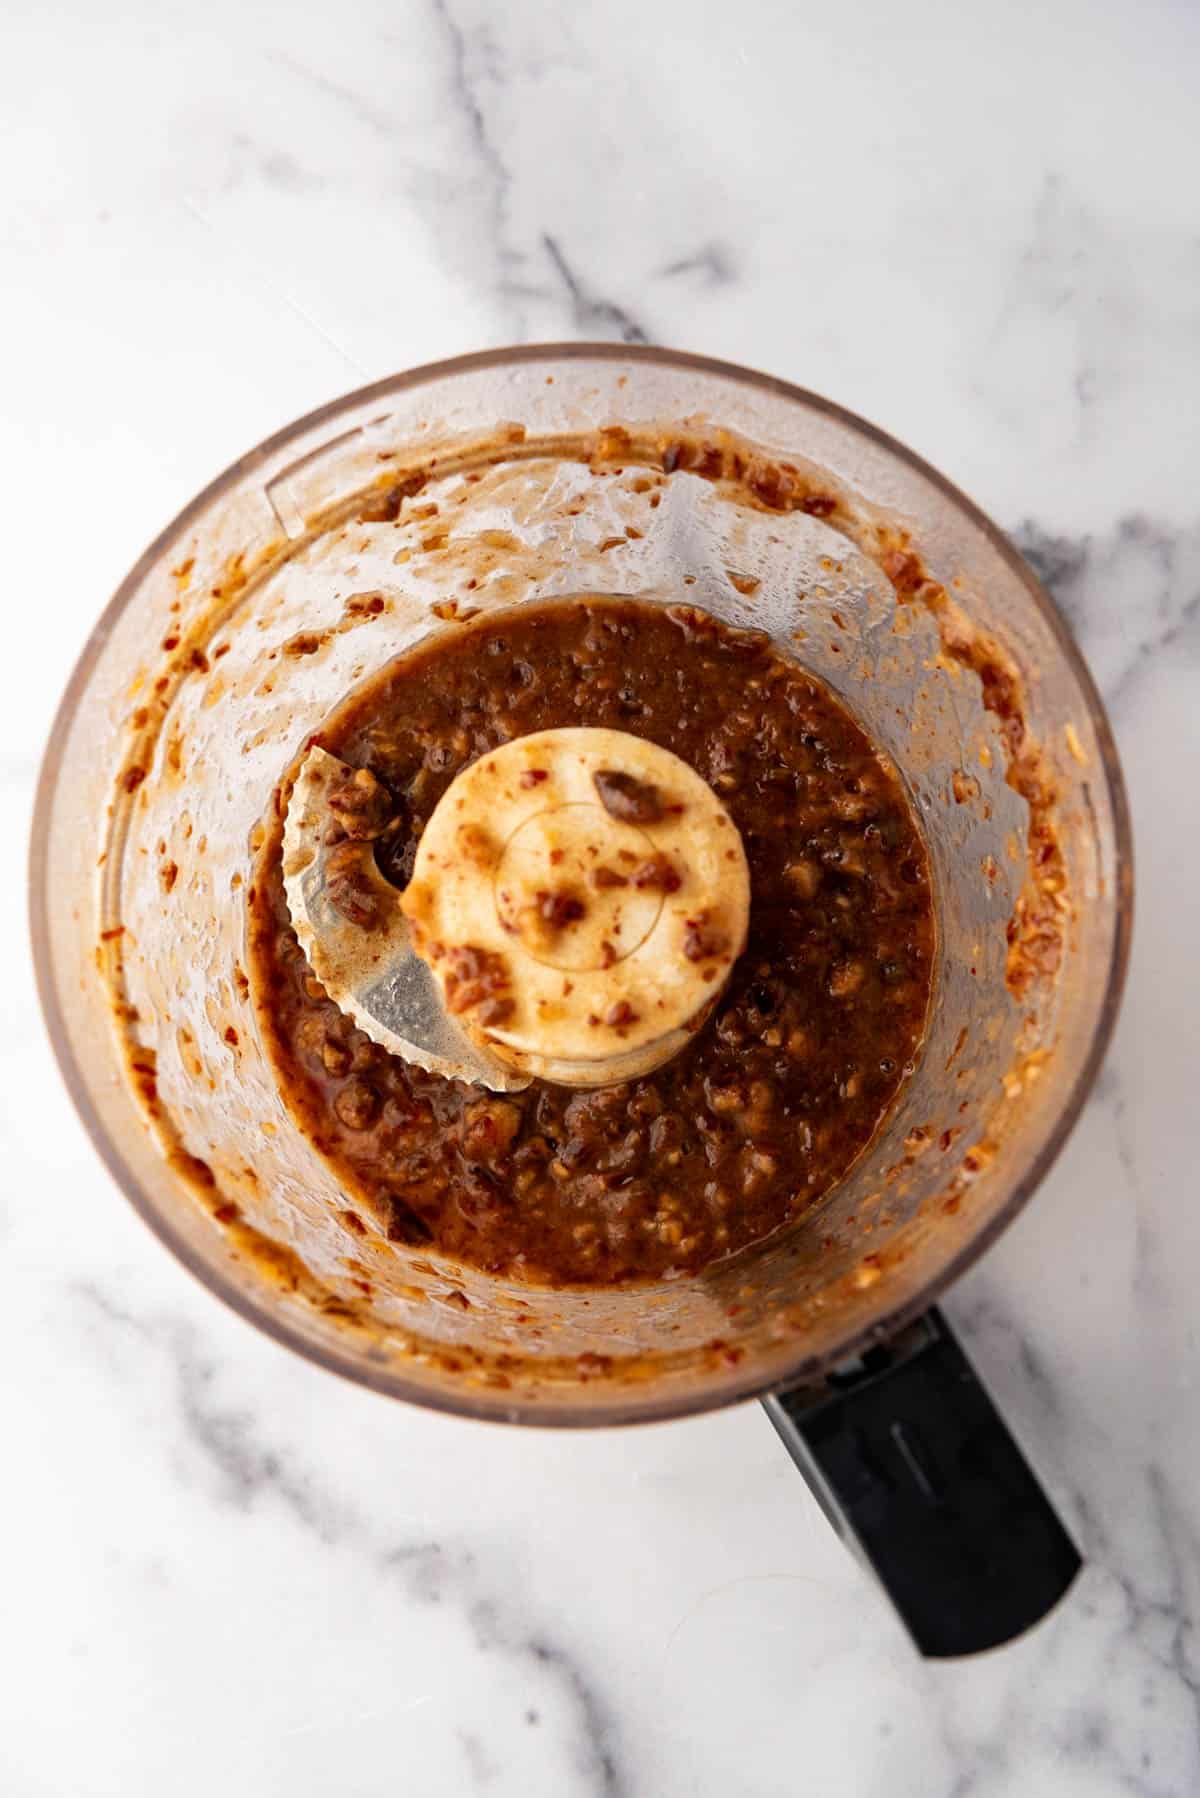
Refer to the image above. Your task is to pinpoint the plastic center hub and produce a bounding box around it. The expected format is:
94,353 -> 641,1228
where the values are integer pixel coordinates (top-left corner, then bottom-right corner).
400,726 -> 752,1086
493,803 -> 663,972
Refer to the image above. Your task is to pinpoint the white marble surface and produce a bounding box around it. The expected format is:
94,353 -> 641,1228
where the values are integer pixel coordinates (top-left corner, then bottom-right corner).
4,2 -> 1199,1792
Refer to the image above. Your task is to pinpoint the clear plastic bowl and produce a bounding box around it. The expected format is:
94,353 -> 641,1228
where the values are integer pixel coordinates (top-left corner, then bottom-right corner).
30,345 -> 1132,1426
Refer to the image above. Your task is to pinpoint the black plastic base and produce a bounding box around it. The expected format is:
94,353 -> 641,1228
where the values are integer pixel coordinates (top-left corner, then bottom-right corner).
763,1308 -> 1082,1657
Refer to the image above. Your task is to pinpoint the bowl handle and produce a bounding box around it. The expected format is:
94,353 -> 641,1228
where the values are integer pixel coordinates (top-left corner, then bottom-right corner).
761,1306 -> 1081,1656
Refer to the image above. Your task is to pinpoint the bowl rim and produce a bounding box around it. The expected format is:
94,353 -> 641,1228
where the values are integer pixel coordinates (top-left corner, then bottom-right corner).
29,341 -> 1134,1427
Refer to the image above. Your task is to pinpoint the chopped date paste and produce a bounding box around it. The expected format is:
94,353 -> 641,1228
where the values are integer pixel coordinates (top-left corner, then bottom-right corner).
250,599 -> 934,1284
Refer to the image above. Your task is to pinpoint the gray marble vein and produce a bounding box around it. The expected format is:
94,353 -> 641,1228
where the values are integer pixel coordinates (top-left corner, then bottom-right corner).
71,1279 -> 629,1796
1012,515 -> 1200,709
541,233 -> 649,345
426,0 -> 526,338
266,49 -> 403,143
659,244 -> 736,289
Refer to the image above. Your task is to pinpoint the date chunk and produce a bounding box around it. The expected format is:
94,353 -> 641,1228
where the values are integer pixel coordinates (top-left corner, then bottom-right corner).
326,842 -> 382,928
683,912 -> 732,963
631,854 -> 682,894
593,768 -> 664,824
333,1078 -> 380,1131
443,945 -> 514,1026
590,865 -> 628,890
462,1099 -> 522,1164
326,766 -> 396,841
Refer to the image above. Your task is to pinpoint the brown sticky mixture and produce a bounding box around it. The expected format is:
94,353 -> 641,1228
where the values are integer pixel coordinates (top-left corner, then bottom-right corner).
463,1097 -> 523,1163
250,599 -> 935,1284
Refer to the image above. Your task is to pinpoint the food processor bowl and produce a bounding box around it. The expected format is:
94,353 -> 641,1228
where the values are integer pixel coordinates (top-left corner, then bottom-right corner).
32,347 -> 1131,1654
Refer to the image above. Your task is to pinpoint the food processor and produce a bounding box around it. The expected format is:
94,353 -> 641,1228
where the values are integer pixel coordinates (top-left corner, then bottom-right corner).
31,346 -> 1132,1656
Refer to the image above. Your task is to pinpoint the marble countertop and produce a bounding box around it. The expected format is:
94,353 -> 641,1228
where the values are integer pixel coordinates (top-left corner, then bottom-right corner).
5,2 -> 1199,1792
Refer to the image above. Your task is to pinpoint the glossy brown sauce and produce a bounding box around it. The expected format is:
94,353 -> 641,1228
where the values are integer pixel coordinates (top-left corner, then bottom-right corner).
249,599 -> 935,1284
